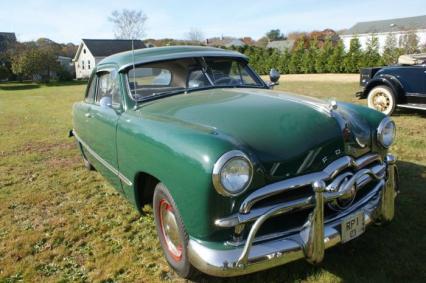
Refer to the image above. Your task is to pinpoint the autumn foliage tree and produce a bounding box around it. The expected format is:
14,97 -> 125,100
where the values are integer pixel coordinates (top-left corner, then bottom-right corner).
11,44 -> 60,82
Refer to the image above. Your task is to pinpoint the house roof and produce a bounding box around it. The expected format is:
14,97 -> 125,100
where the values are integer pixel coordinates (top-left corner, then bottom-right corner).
97,46 -> 247,71
206,37 -> 245,47
0,32 -> 16,40
266,40 -> 295,52
342,15 -> 426,35
0,32 -> 16,52
82,39 -> 146,57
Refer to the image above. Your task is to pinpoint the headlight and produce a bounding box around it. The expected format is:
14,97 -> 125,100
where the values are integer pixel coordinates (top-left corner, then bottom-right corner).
212,150 -> 253,197
377,117 -> 396,148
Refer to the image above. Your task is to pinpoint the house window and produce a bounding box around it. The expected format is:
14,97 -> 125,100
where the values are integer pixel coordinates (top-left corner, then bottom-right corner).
83,48 -> 86,54
82,60 -> 85,70
88,60 -> 91,70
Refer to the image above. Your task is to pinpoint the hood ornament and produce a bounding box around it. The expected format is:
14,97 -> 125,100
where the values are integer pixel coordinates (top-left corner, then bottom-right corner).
329,99 -> 338,111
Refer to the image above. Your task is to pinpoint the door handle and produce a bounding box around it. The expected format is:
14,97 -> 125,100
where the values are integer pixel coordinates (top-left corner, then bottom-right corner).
85,113 -> 92,118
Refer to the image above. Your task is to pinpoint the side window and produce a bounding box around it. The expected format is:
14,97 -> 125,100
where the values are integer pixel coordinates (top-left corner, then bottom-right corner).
95,71 -> 121,108
85,76 -> 97,102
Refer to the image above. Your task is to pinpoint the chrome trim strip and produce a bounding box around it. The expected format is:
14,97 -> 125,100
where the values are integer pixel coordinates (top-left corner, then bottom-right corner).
73,130 -> 133,186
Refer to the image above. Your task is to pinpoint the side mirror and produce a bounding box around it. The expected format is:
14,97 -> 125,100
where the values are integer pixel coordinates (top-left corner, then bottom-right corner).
269,68 -> 280,88
99,96 -> 112,108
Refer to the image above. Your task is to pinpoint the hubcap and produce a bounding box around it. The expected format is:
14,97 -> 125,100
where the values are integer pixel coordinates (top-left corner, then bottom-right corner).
159,199 -> 183,261
372,91 -> 391,112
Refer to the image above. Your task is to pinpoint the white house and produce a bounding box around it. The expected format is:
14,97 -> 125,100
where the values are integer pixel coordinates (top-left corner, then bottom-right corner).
341,15 -> 426,53
73,39 -> 145,79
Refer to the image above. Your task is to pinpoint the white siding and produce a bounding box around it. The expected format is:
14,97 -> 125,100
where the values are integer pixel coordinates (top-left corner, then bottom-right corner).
74,43 -> 96,79
342,29 -> 426,54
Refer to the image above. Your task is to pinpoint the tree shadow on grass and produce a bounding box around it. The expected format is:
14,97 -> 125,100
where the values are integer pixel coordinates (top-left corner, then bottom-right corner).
193,160 -> 426,283
45,80 -> 88,87
0,84 -> 40,91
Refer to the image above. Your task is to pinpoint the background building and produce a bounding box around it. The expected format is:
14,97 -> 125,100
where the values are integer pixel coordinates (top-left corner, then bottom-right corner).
73,39 -> 145,79
341,15 -> 426,53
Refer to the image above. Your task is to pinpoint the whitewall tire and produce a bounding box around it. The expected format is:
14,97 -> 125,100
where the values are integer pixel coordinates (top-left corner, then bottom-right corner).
367,86 -> 396,115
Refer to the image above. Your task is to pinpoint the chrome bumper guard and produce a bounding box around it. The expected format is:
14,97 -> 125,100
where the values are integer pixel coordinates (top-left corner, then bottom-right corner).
188,153 -> 398,277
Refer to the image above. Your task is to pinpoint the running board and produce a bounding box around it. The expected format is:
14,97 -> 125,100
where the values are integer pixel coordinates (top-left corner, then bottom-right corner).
397,104 -> 426,111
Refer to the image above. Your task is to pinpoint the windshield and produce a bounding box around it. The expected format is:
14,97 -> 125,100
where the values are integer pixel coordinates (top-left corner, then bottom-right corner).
127,57 -> 264,101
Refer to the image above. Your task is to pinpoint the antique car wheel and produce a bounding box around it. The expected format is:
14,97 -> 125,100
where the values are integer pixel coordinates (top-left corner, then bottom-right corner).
153,183 -> 197,279
77,142 -> 95,171
367,86 -> 396,115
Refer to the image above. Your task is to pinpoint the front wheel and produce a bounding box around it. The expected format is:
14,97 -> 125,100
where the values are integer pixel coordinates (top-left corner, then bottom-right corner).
367,86 -> 396,115
153,183 -> 197,279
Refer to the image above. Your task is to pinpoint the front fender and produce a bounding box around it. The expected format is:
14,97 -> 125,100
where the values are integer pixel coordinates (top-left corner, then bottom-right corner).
363,75 -> 405,102
116,111 -> 240,240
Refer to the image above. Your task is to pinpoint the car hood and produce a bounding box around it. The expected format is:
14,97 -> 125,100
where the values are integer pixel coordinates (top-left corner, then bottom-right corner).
138,88 -> 368,178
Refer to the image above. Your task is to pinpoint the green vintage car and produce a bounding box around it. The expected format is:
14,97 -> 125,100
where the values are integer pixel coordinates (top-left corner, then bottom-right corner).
71,46 -> 398,278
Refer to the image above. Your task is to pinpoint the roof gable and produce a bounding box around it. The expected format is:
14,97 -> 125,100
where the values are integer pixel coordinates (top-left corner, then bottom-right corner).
343,15 -> 426,35
82,39 -> 146,57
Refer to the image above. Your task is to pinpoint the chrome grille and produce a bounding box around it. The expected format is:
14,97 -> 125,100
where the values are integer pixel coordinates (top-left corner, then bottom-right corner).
215,153 -> 386,241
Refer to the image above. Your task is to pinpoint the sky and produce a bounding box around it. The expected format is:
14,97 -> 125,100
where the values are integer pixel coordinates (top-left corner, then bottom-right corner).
1,0 -> 425,44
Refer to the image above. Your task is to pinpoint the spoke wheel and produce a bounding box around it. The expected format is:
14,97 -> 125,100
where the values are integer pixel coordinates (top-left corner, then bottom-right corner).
367,86 -> 396,115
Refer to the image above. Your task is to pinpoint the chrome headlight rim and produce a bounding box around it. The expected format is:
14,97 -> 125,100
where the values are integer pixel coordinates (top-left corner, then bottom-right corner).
377,117 -> 396,148
212,150 -> 253,197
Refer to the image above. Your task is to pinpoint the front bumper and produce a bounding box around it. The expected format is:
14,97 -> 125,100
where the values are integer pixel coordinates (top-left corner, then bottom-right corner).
188,154 -> 398,277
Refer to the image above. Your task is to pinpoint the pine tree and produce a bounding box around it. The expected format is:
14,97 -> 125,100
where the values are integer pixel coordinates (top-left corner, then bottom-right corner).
288,40 -> 304,74
301,39 -> 317,73
363,34 -> 381,67
382,33 -> 400,65
328,40 -> 345,73
278,49 -> 291,74
343,37 -> 363,73
315,38 -> 333,73
399,31 -> 419,54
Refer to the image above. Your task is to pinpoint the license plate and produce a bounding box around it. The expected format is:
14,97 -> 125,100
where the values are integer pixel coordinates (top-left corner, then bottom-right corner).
341,211 -> 365,243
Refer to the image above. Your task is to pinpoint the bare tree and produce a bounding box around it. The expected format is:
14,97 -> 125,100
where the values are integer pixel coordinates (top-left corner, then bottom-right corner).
109,9 -> 148,39
186,28 -> 205,42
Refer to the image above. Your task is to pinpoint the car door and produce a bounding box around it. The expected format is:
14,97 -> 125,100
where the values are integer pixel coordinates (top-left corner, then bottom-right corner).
73,74 -> 97,146
88,69 -> 124,193
395,66 -> 426,104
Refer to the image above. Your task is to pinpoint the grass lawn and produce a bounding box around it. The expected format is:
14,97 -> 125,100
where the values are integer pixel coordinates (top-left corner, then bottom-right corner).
0,79 -> 425,282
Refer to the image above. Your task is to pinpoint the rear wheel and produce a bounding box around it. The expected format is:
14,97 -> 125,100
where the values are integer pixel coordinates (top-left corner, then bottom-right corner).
153,183 -> 197,279
367,86 -> 396,115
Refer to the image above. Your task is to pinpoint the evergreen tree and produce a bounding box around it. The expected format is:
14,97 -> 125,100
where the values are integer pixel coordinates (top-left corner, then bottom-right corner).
266,49 -> 281,74
301,39 -> 317,73
343,37 -> 363,73
399,31 -> 419,54
362,34 -> 381,67
315,38 -> 333,73
278,49 -> 291,74
328,40 -> 345,72
288,40 -> 304,74
382,33 -> 400,65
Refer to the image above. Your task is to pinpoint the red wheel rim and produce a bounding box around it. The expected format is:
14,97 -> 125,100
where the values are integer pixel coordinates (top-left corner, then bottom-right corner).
159,199 -> 183,261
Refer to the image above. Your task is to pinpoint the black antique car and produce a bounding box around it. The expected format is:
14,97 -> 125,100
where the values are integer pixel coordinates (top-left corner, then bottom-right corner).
356,53 -> 426,115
